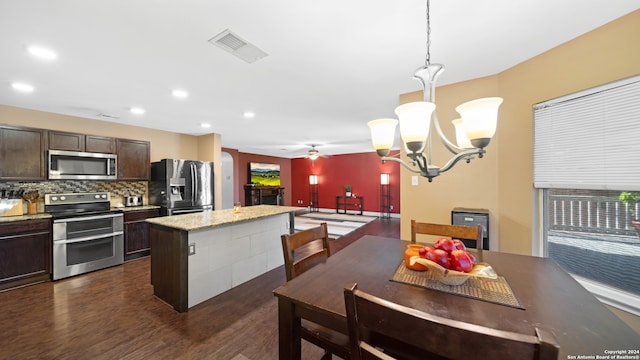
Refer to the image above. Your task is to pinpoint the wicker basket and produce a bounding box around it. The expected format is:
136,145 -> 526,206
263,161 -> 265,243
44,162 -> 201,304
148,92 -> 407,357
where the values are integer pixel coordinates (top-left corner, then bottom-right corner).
409,256 -> 498,285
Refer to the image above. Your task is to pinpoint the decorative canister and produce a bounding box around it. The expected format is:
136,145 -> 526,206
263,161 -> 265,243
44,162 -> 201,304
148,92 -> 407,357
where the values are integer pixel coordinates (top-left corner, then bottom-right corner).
404,244 -> 427,271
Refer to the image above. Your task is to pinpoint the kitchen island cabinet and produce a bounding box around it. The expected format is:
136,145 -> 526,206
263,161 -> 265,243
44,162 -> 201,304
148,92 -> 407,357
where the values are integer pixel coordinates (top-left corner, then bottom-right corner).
147,205 -> 301,312
0,125 -> 46,180
0,218 -> 52,291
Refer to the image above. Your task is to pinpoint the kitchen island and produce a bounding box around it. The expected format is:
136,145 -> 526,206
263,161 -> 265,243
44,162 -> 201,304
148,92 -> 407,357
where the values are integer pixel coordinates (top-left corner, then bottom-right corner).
147,205 -> 302,312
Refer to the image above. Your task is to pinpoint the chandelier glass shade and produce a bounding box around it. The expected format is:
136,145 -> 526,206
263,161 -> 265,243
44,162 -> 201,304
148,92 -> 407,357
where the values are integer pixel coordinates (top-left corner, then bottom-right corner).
368,1 -> 503,182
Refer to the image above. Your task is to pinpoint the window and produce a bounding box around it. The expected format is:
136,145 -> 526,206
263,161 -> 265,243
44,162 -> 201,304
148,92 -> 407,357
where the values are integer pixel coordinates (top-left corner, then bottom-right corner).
534,75 -> 640,315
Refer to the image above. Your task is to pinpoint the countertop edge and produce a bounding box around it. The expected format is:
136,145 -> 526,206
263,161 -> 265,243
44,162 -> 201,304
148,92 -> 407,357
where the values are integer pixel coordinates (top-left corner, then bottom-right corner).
0,213 -> 53,223
146,205 -> 304,232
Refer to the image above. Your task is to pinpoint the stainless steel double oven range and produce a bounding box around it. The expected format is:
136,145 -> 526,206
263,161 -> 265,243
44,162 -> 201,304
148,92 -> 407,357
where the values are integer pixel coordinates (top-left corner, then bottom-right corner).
45,192 -> 123,280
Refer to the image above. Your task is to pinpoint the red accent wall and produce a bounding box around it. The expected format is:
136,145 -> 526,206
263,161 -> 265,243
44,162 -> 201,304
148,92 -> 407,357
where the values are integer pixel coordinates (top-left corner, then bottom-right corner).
290,151 -> 400,214
224,149 -> 400,214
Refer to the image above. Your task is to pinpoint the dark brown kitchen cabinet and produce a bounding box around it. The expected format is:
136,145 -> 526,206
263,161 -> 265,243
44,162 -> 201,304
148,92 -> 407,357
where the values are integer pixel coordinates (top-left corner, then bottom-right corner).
124,208 -> 159,261
49,130 -> 115,153
48,130 -> 84,151
85,135 -> 115,153
0,219 -> 52,291
117,138 -> 150,180
0,125 -> 46,180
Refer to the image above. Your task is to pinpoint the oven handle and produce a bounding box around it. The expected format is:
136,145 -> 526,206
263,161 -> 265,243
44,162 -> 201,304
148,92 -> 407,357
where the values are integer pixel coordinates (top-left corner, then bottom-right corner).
53,213 -> 123,223
54,231 -> 124,244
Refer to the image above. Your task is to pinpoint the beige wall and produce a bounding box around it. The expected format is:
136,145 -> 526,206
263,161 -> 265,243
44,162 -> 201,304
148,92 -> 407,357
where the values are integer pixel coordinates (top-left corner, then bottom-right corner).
399,75 -> 501,249
399,10 -> 640,332
400,10 -> 640,255
495,9 -> 640,255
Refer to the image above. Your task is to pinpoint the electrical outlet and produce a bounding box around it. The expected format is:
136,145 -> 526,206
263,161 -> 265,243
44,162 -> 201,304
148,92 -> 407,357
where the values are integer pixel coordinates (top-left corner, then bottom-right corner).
390,205 -> 393,210
188,243 -> 196,256
411,176 -> 419,186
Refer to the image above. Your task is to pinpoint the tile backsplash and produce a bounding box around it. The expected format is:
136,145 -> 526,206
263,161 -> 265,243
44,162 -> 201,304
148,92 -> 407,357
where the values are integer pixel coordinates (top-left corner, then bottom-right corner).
0,180 -> 148,211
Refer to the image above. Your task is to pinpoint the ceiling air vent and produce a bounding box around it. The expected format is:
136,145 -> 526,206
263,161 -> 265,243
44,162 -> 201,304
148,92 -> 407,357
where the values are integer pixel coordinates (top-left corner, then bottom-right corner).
96,113 -> 120,120
208,29 -> 268,64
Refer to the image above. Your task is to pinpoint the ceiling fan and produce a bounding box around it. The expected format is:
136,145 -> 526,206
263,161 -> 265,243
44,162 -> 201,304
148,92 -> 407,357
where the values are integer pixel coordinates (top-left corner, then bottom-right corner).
305,144 -> 329,161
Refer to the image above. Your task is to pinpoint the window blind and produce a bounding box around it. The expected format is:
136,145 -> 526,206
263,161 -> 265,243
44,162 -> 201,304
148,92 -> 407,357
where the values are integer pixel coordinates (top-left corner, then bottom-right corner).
533,75 -> 640,191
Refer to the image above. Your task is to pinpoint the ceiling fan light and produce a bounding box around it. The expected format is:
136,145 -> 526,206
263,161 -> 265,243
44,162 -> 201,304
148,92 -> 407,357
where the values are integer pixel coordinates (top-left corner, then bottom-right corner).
368,118 -> 398,156
395,101 -> 435,153
308,154 -> 319,161
456,97 -> 502,146
451,119 -> 473,149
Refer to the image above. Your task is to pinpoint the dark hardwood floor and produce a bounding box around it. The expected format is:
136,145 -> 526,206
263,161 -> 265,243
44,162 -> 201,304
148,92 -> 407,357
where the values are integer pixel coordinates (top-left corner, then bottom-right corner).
0,216 -> 399,360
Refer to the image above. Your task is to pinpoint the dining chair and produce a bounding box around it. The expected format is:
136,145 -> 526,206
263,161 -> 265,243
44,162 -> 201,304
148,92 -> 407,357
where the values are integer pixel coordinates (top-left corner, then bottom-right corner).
343,283 -> 559,360
281,223 -> 351,359
411,219 -> 483,250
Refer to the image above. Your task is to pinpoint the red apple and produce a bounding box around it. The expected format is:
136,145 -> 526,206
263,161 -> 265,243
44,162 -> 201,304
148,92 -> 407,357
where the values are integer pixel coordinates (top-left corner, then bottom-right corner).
428,248 -> 451,269
452,239 -> 466,251
434,238 -> 454,253
419,245 -> 434,259
450,250 -> 474,273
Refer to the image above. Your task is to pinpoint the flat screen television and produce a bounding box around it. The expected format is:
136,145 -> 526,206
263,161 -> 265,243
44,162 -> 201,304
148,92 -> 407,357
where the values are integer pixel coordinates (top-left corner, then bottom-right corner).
249,162 -> 281,186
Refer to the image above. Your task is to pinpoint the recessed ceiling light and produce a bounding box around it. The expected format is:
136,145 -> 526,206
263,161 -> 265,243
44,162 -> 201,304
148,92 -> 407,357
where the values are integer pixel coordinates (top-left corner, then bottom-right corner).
130,107 -> 145,115
243,111 -> 255,118
172,89 -> 188,98
201,123 -> 211,128
27,45 -> 57,60
11,82 -> 35,92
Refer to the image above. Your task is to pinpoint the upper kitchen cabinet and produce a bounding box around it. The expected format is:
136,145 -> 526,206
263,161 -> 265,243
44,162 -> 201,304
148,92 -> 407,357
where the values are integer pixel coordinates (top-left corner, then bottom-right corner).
116,138 -> 150,180
49,130 -> 115,153
48,130 -> 84,151
86,135 -> 115,153
0,125 -> 46,180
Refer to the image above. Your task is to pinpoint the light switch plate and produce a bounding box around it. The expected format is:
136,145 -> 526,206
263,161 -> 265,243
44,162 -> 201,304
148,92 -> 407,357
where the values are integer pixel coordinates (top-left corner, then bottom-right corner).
411,176 -> 419,186
188,243 -> 196,255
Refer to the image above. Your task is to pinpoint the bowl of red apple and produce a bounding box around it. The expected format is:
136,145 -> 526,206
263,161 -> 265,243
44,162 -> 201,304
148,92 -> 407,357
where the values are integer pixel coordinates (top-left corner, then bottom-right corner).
406,238 -> 497,285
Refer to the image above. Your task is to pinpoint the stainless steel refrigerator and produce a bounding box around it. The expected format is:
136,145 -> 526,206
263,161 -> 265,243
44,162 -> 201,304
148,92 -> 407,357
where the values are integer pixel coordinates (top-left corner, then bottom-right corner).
149,159 -> 214,216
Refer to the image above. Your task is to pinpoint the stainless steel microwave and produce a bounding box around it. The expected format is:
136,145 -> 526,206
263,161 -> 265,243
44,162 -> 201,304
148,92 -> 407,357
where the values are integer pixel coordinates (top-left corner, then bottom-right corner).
48,150 -> 117,180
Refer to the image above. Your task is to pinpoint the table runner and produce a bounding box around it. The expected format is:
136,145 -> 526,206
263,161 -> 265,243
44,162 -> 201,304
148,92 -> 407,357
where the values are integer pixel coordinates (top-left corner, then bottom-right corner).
391,263 -> 525,309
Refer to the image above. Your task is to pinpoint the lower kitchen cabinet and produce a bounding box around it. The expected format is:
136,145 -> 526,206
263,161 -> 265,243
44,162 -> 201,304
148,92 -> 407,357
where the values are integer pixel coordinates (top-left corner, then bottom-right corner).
0,219 -> 52,291
124,208 -> 159,261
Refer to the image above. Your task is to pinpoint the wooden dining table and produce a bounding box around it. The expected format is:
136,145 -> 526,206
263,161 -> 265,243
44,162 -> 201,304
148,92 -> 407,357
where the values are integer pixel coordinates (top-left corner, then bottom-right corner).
273,235 -> 640,360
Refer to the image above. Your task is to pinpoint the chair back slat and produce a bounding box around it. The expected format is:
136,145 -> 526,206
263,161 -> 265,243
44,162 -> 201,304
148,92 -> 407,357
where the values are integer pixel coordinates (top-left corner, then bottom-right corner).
411,220 -> 483,251
281,222 -> 331,282
344,283 -> 559,360
292,249 -> 329,278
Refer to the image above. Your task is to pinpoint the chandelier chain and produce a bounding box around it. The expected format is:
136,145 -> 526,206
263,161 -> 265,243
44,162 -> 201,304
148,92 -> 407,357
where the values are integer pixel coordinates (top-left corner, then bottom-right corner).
425,0 -> 431,66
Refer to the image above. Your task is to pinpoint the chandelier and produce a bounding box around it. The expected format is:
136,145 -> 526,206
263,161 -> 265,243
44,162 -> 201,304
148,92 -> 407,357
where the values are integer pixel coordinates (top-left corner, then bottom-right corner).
368,0 -> 503,182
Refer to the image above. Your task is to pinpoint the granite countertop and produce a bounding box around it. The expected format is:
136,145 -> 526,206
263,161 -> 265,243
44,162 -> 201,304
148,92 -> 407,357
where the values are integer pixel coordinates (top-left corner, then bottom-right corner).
0,205 -> 161,223
0,213 -> 53,223
146,205 -> 304,232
